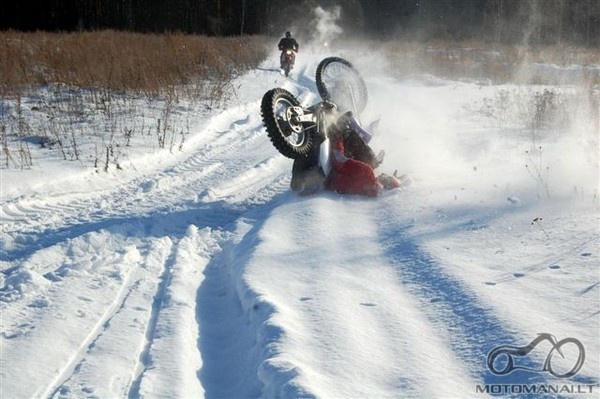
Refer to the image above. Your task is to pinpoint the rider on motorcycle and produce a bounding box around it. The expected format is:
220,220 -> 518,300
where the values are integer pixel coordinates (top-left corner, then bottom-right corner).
291,111 -> 402,196
278,31 -> 299,70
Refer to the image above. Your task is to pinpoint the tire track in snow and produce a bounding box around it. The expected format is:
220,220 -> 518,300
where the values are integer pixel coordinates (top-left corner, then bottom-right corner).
132,226 -> 223,398
375,199 -> 549,389
33,243 -> 142,399
196,227 -> 265,398
41,235 -> 180,399
1,103 -> 286,263
194,200 -> 293,399
47,279 -> 142,399
216,196 -> 479,398
3,66 -> 308,398
127,237 -> 176,399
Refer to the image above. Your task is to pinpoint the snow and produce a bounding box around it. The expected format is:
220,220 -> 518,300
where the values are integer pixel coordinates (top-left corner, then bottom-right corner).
1,47 -> 599,399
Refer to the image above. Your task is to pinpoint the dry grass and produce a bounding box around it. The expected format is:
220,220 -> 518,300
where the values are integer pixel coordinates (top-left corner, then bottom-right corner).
0,30 -> 269,96
0,30 -> 270,170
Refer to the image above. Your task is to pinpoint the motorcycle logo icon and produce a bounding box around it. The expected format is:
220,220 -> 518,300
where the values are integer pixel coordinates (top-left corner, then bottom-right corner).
487,333 -> 585,378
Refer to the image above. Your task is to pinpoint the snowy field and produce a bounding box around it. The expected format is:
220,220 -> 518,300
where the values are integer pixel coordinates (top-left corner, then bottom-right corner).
1,47 -> 599,398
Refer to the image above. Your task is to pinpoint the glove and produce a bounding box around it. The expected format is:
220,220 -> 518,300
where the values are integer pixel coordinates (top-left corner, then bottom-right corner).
377,172 -> 401,190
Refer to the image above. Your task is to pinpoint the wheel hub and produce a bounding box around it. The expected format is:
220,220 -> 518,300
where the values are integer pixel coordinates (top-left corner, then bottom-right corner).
285,106 -> 305,133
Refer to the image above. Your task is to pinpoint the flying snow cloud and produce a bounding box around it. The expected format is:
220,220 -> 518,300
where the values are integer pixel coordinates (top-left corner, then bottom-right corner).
312,6 -> 343,46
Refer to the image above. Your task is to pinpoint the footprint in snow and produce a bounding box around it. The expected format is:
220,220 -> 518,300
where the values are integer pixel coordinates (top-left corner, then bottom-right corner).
43,272 -> 62,282
507,196 -> 521,206
360,302 -> 377,307
27,299 -> 50,308
140,180 -> 158,193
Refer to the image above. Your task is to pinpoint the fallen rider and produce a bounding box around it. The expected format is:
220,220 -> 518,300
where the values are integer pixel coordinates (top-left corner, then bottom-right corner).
290,111 -> 407,196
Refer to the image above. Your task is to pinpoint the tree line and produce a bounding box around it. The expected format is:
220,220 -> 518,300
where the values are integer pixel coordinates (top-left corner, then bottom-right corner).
1,0 -> 598,46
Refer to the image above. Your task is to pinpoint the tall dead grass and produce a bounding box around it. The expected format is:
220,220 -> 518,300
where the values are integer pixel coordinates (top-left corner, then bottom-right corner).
0,30 -> 269,170
0,30 -> 269,96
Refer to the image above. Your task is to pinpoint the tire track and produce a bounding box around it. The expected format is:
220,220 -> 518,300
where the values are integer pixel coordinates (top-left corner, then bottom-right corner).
1,104 -> 281,263
47,279 -> 142,399
1,104 -> 253,226
213,196 -> 478,397
35,235 -> 177,399
130,226 -> 224,398
195,192 -> 293,398
127,237 -> 177,399
196,233 -> 265,398
37,246 -> 141,399
374,204 -> 549,389
3,70 -> 298,398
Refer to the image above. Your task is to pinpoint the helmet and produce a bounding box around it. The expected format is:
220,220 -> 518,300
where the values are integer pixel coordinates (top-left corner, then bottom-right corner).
285,31 -> 291,38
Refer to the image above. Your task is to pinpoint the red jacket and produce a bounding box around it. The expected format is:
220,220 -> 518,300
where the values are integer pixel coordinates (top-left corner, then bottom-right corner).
325,137 -> 382,197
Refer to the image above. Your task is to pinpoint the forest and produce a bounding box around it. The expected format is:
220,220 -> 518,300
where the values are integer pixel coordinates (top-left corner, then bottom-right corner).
1,0 -> 599,46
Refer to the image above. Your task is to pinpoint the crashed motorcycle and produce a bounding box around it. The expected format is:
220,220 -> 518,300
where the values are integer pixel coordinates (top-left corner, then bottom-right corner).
262,56 -> 368,160
261,57 -> 404,195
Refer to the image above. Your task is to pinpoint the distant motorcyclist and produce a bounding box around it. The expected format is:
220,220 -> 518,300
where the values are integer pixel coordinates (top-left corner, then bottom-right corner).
278,31 -> 299,72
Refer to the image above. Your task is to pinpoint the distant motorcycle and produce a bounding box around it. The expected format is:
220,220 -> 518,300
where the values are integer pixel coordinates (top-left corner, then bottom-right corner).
280,49 -> 296,77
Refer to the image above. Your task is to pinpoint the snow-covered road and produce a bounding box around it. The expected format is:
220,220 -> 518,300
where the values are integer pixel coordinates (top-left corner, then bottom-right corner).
1,51 -> 598,398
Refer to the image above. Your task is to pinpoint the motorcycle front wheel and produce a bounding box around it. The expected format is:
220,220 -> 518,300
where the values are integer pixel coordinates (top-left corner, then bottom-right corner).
315,57 -> 368,114
261,88 -> 316,159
